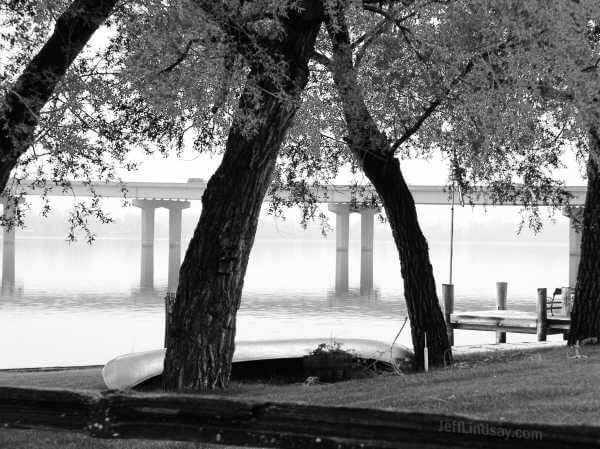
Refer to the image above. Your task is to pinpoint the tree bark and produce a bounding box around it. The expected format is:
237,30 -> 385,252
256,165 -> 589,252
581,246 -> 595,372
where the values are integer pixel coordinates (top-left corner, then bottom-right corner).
568,128 -> 600,345
163,2 -> 323,391
325,7 -> 451,369
0,0 -> 117,193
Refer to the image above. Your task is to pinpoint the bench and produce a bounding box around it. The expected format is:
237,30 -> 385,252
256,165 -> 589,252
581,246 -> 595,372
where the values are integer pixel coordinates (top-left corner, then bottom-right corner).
547,287 -> 573,316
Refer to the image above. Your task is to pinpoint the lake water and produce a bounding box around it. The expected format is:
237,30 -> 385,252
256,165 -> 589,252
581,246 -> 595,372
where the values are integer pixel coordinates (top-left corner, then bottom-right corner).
0,234 -> 568,369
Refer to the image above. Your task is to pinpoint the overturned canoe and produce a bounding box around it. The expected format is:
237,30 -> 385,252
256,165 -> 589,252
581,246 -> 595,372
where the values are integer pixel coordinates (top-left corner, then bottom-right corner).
102,338 -> 413,389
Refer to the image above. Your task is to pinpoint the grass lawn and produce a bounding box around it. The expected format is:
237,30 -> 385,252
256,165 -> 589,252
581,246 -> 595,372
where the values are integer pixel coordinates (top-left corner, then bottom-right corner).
0,367 -> 105,389
214,344 -> 600,426
1,344 -> 599,447
0,429 -> 253,449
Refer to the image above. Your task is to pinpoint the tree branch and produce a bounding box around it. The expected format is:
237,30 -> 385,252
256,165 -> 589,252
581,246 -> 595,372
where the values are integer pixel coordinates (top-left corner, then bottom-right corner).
535,80 -> 574,102
390,58 -> 475,153
363,4 -> 427,63
363,4 -> 417,29
351,18 -> 388,49
389,33 -> 526,153
581,57 -> 600,73
354,21 -> 391,67
311,51 -> 333,68
159,39 -> 202,74
211,50 -> 237,114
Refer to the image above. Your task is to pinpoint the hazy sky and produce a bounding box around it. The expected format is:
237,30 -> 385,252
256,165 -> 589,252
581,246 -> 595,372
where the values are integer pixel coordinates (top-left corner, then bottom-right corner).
114,143 -> 587,186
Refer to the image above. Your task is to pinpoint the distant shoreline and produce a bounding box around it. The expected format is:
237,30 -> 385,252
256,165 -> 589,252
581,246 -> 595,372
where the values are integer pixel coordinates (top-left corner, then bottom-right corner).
6,235 -> 570,247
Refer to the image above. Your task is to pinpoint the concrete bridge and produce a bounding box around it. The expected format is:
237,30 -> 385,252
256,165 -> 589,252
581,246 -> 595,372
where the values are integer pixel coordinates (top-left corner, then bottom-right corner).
0,179 -> 587,293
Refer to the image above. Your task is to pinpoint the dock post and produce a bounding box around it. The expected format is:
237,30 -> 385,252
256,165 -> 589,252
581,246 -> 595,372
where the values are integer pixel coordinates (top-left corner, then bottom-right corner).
537,288 -> 548,342
442,284 -> 454,346
496,282 -> 507,343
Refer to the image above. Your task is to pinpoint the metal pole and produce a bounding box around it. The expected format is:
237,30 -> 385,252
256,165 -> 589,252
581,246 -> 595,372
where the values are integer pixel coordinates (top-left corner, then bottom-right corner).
424,332 -> 429,372
449,183 -> 455,285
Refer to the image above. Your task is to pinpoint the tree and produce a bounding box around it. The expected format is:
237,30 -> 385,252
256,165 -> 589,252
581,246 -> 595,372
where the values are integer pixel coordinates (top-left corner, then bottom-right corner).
275,0 -> 600,367
445,2 -> 600,345
414,1 -> 600,344
3,0 -> 326,389
320,1 -> 453,368
162,0 -> 596,373
555,21 -> 600,344
0,0 -> 117,197
280,0 -> 566,368
571,130 -> 600,344
162,0 -> 324,390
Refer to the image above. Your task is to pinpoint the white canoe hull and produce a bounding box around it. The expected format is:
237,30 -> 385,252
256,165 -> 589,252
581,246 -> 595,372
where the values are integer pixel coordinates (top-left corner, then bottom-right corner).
102,338 -> 412,389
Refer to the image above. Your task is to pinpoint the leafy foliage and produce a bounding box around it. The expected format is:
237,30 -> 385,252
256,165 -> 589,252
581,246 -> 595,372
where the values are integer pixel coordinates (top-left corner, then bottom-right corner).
3,0 -> 600,239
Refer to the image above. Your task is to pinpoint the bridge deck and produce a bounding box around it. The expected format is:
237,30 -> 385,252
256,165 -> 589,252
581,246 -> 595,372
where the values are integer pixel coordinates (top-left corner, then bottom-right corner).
450,310 -> 570,334
10,180 -> 588,205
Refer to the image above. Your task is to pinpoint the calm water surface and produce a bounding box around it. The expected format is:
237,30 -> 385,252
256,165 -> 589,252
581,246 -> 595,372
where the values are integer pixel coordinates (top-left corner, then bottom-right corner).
0,236 -> 568,368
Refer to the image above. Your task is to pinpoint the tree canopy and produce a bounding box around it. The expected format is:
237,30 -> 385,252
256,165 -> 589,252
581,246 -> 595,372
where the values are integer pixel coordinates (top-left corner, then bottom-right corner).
4,0 -> 599,236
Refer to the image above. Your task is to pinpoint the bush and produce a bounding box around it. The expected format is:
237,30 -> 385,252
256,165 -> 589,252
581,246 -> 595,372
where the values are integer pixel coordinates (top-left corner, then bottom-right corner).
302,343 -> 359,382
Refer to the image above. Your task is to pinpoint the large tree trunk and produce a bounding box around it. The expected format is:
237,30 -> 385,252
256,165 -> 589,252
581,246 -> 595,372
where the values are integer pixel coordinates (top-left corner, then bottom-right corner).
0,0 -> 117,192
325,7 -> 451,369
163,3 -> 322,391
568,129 -> 600,345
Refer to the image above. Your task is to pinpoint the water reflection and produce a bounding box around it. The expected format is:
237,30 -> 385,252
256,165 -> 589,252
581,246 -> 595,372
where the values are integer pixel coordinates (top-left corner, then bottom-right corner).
0,237 -> 568,368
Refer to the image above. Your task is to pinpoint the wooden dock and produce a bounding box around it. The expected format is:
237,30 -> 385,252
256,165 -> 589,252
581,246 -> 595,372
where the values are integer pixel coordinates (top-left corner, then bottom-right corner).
444,284 -> 571,344
450,310 -> 570,336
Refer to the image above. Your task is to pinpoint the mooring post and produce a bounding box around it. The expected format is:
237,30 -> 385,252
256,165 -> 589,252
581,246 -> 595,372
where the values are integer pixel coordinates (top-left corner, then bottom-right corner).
442,284 -> 454,346
537,288 -> 548,342
496,281 -> 508,343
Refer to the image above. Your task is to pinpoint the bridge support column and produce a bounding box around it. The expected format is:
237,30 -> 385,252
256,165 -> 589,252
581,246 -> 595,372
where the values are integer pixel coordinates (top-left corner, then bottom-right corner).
2,199 -> 18,290
360,208 -> 376,294
563,206 -> 584,289
329,204 -> 350,292
133,200 -> 157,289
167,201 -> 191,292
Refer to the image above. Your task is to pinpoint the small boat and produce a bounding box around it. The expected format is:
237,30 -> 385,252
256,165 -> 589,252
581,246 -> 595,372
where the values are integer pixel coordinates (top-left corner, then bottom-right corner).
102,338 -> 413,389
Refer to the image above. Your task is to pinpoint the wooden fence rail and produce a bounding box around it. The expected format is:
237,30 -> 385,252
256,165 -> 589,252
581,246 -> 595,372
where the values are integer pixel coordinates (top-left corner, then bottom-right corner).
1,386 -> 600,448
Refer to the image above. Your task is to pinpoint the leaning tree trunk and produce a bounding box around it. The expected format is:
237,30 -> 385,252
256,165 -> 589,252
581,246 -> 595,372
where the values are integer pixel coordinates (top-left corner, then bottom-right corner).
0,0 -> 117,192
568,129 -> 600,345
163,3 -> 323,391
325,7 -> 451,369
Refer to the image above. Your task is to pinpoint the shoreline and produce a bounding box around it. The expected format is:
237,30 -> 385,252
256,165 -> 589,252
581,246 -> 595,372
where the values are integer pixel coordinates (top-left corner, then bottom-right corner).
0,340 -> 567,380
